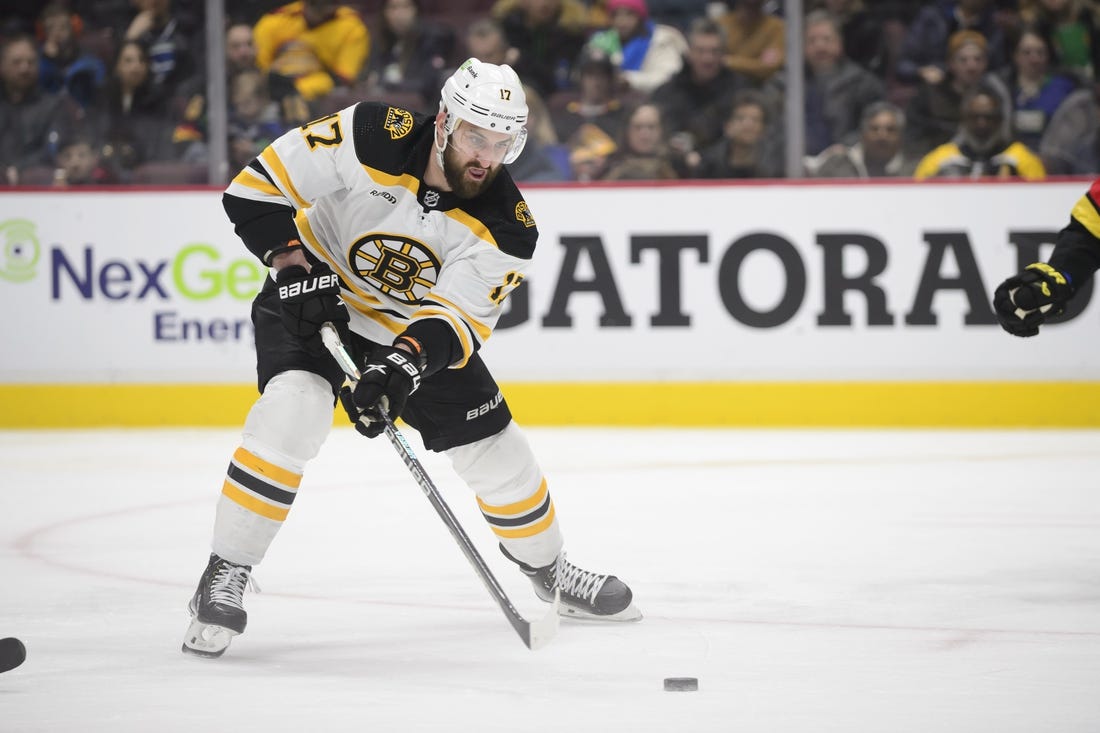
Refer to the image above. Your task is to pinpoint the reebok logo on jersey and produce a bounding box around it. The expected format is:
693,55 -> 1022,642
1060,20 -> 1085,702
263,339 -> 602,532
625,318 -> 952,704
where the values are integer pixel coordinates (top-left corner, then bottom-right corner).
278,273 -> 339,300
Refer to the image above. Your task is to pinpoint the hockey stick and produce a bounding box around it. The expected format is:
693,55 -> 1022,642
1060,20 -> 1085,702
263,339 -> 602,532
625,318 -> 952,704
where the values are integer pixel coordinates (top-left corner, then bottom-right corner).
320,323 -> 559,650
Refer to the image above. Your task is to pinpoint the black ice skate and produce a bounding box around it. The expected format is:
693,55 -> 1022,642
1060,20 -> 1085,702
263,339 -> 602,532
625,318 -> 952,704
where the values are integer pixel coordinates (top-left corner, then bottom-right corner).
501,546 -> 642,621
182,553 -> 254,658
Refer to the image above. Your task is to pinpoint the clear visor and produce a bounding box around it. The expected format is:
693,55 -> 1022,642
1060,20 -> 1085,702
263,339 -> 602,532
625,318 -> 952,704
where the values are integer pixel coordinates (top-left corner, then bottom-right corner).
448,120 -> 525,165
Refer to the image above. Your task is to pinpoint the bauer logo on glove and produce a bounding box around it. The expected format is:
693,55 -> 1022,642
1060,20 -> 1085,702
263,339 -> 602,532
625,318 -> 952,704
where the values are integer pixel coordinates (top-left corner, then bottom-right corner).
341,346 -> 424,438
278,271 -> 339,300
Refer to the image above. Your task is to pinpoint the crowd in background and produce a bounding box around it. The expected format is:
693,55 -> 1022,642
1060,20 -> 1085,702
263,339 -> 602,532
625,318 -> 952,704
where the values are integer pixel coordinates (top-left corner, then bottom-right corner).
3,0 -> 1100,187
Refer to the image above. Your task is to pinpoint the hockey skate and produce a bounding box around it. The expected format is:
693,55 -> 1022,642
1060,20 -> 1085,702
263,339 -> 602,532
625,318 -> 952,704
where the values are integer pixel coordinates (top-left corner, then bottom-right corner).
182,553 -> 254,658
501,546 -> 642,621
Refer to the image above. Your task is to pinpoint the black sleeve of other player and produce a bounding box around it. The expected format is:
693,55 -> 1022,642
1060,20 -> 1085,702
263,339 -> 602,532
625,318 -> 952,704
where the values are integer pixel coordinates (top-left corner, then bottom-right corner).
1049,219 -> 1100,293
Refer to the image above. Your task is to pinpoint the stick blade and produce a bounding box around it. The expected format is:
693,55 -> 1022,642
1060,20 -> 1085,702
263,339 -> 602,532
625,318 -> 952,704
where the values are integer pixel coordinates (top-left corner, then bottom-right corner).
523,588 -> 560,651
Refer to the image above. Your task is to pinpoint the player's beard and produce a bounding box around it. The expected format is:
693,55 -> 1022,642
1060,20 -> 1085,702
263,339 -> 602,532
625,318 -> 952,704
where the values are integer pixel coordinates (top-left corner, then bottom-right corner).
442,143 -> 502,198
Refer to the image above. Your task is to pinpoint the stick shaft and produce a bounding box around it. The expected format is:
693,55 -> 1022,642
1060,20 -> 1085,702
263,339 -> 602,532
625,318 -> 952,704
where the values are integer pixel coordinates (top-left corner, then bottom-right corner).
319,324 -> 557,649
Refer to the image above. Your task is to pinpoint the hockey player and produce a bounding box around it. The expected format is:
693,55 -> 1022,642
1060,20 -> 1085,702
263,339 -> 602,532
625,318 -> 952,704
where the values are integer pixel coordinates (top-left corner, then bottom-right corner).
993,179 -> 1100,336
182,59 -> 641,658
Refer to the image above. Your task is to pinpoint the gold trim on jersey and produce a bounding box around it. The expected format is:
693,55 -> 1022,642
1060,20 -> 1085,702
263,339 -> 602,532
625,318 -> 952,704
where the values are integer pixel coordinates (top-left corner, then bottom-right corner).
344,294 -> 406,334
423,292 -> 491,342
445,208 -> 497,247
261,147 -> 310,209
294,210 -> 406,335
415,307 -> 473,365
1072,194 -> 1100,239
362,165 -> 419,194
231,167 -> 283,198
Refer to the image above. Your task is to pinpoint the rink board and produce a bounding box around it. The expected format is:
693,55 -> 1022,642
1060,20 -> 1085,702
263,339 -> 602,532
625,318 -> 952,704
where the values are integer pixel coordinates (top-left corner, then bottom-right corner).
1,179 -> 1098,426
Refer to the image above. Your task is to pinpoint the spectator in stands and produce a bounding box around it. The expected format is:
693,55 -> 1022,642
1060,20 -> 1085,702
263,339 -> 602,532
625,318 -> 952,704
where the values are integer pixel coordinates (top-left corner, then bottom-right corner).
506,82 -> 568,182
651,17 -> 752,160
602,101 -> 680,179
1038,78 -> 1100,173
808,101 -> 918,177
551,49 -> 630,150
172,21 -> 261,156
364,0 -> 455,106
52,132 -> 117,185
36,2 -> 106,110
914,83 -> 1046,178
905,30 -> 1011,157
691,89 -> 784,179
810,0 -> 889,77
799,10 -> 886,157
226,21 -> 259,73
121,0 -> 202,98
91,39 -> 176,180
645,0 -> 712,33
997,25 -> 1078,150
583,0 -> 687,94
0,34 -> 75,185
716,0 -> 785,84
254,0 -> 370,102
491,0 -> 591,97
226,70 -> 291,172
1019,0 -> 1100,83
896,0 -> 1008,86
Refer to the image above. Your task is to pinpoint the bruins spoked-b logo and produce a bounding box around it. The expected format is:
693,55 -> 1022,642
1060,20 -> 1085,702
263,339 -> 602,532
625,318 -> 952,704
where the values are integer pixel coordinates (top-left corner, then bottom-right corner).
383,107 -> 414,140
350,234 -> 440,304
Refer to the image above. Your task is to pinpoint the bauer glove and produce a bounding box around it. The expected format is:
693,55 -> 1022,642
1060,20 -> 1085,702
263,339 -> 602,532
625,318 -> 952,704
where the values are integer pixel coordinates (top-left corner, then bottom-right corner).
340,346 -> 424,438
276,262 -> 349,343
992,263 -> 1073,337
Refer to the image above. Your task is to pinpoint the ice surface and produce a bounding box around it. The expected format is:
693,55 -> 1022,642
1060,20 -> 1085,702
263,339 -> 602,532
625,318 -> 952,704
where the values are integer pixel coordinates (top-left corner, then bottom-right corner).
2,427 -> 1099,732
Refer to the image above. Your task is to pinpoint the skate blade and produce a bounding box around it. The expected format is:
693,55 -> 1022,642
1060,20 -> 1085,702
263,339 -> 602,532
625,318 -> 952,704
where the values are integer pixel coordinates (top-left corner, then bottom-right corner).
559,601 -> 643,623
181,617 -> 239,659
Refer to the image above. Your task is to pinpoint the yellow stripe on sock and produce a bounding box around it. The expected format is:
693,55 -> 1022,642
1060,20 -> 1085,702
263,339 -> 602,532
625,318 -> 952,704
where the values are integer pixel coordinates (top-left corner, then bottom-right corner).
221,480 -> 290,521
490,504 -> 556,539
232,447 -> 302,489
477,478 -> 548,517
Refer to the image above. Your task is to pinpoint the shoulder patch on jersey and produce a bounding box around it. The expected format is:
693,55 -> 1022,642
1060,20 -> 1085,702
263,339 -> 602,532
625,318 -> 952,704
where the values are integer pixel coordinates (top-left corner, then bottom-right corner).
384,107 -> 415,140
514,201 -> 536,228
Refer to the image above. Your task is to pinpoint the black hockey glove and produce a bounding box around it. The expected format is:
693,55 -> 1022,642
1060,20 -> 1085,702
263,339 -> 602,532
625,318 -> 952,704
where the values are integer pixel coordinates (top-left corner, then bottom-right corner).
992,262 -> 1072,337
340,346 -> 424,438
275,263 -> 348,341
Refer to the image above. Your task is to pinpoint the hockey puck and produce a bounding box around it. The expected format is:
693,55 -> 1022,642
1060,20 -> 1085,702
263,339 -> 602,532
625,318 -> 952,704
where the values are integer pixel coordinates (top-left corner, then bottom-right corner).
663,677 -> 698,692
0,637 -> 26,674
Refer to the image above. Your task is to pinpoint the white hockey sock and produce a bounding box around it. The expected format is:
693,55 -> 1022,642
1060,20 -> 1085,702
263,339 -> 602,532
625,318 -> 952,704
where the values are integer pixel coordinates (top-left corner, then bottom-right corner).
446,421 -> 563,568
212,370 -> 334,566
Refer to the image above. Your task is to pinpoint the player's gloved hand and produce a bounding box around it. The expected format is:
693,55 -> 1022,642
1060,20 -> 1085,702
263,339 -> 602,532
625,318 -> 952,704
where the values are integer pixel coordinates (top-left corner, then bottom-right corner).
992,262 -> 1072,337
340,346 -> 424,438
276,262 -> 348,340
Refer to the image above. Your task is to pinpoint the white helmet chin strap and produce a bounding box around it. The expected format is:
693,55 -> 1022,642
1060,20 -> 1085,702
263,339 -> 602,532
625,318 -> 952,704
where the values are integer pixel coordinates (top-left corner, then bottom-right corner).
434,116 -> 449,172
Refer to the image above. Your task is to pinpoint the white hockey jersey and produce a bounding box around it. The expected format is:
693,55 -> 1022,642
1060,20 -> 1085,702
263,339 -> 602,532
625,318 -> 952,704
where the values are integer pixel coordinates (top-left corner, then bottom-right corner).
223,102 -> 538,372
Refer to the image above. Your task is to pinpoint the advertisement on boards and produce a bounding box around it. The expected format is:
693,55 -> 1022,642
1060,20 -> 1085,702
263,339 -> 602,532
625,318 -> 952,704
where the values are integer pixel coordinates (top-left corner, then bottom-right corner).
0,181 -> 1095,385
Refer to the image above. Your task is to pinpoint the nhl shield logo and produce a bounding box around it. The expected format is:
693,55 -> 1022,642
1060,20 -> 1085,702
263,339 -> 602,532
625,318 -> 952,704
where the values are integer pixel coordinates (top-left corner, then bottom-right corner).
384,107 -> 414,140
424,190 -> 440,207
